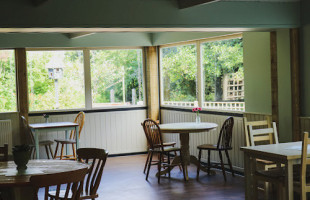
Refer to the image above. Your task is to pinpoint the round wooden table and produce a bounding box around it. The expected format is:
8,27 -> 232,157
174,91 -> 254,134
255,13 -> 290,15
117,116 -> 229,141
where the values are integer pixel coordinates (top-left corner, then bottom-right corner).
0,160 -> 89,200
159,122 -> 218,180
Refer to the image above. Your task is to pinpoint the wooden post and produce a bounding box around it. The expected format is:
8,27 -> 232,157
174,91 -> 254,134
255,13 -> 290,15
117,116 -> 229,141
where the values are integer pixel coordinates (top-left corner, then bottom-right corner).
290,28 -> 301,141
15,48 -> 28,143
270,32 -> 279,126
145,46 -> 160,121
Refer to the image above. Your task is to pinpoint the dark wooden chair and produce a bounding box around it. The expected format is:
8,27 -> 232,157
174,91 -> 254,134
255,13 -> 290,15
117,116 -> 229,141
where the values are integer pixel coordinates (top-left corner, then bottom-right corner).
76,148 -> 108,199
0,144 -> 8,162
54,112 -> 85,160
21,116 -> 54,159
141,121 -> 179,174
30,167 -> 88,200
142,119 -> 186,183
196,117 -> 234,181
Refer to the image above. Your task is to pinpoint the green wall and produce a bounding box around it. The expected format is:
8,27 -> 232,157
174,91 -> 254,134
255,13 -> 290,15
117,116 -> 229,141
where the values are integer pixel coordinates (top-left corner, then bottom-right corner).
0,32 -> 152,48
0,1 -> 300,29
243,32 -> 271,115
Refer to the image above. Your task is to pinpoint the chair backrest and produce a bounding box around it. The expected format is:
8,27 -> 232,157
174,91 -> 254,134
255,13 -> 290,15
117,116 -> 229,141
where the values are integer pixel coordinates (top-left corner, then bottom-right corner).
30,167 -> 88,200
243,116 -> 272,147
0,144 -> 8,162
142,119 -> 164,151
77,148 -> 108,199
248,122 -> 278,146
300,132 -> 310,198
217,117 -> 234,149
70,112 -> 85,140
21,116 -> 35,145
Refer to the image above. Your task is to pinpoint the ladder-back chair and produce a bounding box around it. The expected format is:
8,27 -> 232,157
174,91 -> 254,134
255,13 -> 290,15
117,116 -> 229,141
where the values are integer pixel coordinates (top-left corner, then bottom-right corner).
54,112 -> 85,160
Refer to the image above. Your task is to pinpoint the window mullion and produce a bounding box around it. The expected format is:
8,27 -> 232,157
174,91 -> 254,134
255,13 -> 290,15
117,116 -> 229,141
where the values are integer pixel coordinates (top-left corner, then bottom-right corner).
83,49 -> 92,110
196,41 -> 203,108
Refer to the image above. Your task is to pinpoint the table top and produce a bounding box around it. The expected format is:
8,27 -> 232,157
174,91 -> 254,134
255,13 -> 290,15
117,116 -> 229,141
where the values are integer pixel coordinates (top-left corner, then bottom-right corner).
159,122 -> 218,133
29,122 -> 78,129
0,160 -> 88,187
240,142 -> 306,161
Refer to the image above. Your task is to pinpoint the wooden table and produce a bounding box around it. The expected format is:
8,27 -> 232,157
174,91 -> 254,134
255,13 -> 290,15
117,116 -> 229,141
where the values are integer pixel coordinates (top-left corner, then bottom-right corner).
159,122 -> 218,180
0,160 -> 88,200
241,142 -> 305,200
29,122 -> 79,159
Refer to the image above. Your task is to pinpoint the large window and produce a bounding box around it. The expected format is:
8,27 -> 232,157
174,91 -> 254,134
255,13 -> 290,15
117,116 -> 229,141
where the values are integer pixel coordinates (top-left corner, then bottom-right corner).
27,50 -> 85,111
160,44 -> 197,106
202,38 -> 244,111
160,35 -> 244,111
90,49 -> 144,107
0,50 -> 16,112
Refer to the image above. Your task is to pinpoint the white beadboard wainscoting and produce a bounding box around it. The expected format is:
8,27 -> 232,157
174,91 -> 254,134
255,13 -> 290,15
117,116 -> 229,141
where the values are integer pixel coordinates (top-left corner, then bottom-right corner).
161,109 -> 245,171
29,109 -> 147,159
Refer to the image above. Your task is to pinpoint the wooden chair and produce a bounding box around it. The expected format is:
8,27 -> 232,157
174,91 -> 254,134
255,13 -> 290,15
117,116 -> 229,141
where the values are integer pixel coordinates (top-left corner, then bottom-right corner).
76,148 -> 108,199
248,122 -> 279,147
142,119 -> 186,183
0,144 -> 8,162
54,112 -> 85,160
31,167 -> 88,200
141,120 -> 179,174
21,116 -> 54,159
196,117 -> 234,181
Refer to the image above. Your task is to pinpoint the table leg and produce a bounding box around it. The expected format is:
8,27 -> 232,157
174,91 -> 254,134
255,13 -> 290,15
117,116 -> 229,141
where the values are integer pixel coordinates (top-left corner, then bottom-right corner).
189,155 -> 216,175
285,160 -> 293,200
34,130 -> 40,159
156,155 -> 181,177
65,130 -> 69,155
75,126 -> 79,150
244,152 -> 253,200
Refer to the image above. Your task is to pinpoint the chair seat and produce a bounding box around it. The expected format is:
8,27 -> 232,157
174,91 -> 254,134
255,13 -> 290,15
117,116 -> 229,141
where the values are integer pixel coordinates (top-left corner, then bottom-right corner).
256,158 -> 276,165
152,146 -> 181,152
162,142 -> 176,147
39,140 -> 54,146
197,144 -> 232,150
255,167 -> 285,182
54,139 -> 76,144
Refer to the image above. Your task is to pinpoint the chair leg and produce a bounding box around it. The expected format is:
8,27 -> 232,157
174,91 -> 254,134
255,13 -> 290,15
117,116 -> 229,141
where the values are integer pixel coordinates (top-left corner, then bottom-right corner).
179,151 -> 187,181
72,144 -> 76,160
146,151 -> 153,181
207,150 -> 211,175
196,149 -> 202,180
48,144 -> 53,159
54,142 -> 59,159
144,151 -> 151,174
168,153 -> 171,179
60,144 -> 64,160
218,151 -> 227,181
44,145 -> 50,159
158,153 -> 162,184
225,150 -> 234,177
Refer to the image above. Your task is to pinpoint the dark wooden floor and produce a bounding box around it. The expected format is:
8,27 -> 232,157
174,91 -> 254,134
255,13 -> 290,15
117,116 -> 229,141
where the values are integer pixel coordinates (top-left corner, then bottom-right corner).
98,154 -> 245,200
38,154 -> 246,199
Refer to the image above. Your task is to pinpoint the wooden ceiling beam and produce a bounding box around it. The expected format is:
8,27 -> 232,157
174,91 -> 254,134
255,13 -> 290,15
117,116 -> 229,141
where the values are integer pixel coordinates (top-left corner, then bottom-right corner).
66,33 -> 95,39
177,0 -> 220,9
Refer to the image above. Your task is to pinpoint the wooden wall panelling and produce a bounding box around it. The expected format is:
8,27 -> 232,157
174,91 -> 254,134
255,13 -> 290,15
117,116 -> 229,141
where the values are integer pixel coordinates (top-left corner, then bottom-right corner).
270,31 -> 279,125
290,28 -> 301,141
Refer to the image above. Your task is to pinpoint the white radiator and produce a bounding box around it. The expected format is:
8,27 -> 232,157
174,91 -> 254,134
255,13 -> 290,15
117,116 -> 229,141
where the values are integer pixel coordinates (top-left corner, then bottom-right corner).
0,120 -> 12,154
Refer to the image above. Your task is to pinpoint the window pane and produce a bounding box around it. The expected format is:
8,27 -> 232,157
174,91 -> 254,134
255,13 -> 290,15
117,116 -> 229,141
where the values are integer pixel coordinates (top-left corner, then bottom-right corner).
202,38 -> 244,111
161,44 -> 197,107
90,49 -> 144,107
27,50 -> 85,111
0,50 -> 16,112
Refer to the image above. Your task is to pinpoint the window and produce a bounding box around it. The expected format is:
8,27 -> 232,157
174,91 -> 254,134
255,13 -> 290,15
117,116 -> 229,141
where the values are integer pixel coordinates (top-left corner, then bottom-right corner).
27,50 -> 85,111
0,50 -> 16,112
160,44 -> 197,107
90,49 -> 144,107
202,38 -> 244,111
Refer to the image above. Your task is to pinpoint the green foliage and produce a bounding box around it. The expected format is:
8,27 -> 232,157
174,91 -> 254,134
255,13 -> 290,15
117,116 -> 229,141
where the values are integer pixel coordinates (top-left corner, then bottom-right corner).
90,49 -> 143,105
161,45 -> 197,102
0,50 -> 16,112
